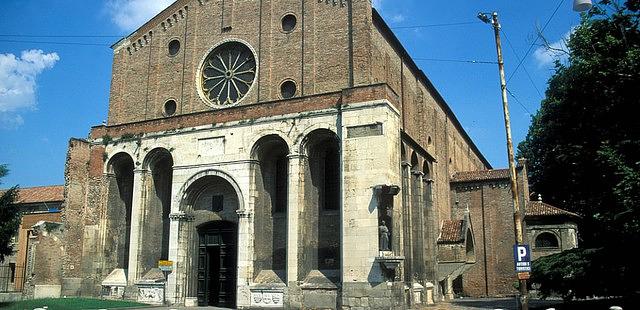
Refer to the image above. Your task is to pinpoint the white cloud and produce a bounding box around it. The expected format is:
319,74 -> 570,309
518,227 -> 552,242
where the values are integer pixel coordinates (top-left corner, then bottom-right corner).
106,0 -> 174,32
390,14 -> 405,23
534,29 -> 573,67
0,50 -> 59,121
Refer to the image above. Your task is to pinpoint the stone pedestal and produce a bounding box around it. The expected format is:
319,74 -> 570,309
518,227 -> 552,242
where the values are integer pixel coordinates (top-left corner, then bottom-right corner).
136,268 -> 166,305
101,268 -> 127,299
424,282 -> 435,305
412,282 -> 424,305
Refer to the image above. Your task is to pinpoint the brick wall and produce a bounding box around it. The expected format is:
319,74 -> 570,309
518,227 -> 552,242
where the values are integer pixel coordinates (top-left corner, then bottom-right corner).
450,166 -> 529,297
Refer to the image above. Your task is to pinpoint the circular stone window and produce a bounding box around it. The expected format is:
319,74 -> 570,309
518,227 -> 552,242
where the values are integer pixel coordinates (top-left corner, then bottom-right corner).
280,80 -> 297,99
168,39 -> 180,56
164,99 -> 177,116
281,14 -> 297,32
199,41 -> 257,106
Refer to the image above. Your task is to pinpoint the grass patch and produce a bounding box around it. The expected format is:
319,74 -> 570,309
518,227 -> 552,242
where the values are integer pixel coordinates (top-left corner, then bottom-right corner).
0,297 -> 149,310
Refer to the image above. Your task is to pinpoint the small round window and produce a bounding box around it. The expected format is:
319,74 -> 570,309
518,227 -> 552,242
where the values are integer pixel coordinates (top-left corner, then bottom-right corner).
168,39 -> 180,56
281,14 -> 297,32
280,80 -> 297,99
164,99 -> 177,116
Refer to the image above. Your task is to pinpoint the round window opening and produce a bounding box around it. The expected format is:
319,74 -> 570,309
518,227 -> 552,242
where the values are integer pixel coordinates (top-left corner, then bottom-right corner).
164,99 -> 177,116
282,14 -> 297,32
280,80 -> 297,99
168,39 -> 180,56
200,41 -> 256,106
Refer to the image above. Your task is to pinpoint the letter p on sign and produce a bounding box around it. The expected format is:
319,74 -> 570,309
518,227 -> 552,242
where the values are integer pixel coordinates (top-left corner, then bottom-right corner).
518,246 -> 527,261
514,244 -> 532,272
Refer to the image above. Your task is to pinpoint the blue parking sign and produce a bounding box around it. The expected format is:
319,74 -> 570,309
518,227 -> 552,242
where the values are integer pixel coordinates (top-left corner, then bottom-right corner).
514,244 -> 531,273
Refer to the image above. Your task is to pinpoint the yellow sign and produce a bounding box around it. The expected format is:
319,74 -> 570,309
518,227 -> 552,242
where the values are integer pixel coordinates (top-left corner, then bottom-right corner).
517,272 -> 530,280
158,260 -> 174,272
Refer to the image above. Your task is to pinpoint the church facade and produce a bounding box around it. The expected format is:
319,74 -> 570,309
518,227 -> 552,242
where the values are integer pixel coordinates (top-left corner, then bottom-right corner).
59,0 -> 490,308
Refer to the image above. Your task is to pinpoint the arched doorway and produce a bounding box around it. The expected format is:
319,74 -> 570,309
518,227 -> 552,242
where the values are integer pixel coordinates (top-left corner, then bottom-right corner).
197,221 -> 237,307
179,173 -> 241,308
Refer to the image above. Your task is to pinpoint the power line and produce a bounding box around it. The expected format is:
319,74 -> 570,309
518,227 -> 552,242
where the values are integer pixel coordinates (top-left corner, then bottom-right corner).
391,21 -> 481,29
0,20 -> 481,39
414,58 -> 497,64
506,87 -> 532,116
506,0 -> 566,84
0,34 -> 122,38
500,29 -> 544,98
0,39 -> 500,67
0,39 -> 110,47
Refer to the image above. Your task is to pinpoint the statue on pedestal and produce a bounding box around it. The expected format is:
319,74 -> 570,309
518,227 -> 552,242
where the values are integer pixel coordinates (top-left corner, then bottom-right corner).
379,220 -> 390,251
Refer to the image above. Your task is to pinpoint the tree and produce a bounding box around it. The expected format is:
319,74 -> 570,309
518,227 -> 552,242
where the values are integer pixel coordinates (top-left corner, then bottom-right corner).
0,164 -> 20,263
518,0 -> 640,298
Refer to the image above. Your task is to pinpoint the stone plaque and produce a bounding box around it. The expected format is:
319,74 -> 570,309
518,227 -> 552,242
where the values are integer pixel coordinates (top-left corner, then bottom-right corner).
347,123 -> 383,138
251,290 -> 284,308
198,136 -> 225,156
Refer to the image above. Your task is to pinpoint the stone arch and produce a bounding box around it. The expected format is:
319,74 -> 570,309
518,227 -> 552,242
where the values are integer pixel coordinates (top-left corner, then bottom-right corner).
535,231 -> 560,249
248,130 -> 293,156
105,152 -> 135,271
175,169 -> 245,212
176,170 -> 244,304
465,228 -> 475,262
251,135 -> 290,283
105,151 -> 136,174
410,151 -> 419,170
299,128 -> 341,282
137,148 -> 174,276
294,123 -> 337,154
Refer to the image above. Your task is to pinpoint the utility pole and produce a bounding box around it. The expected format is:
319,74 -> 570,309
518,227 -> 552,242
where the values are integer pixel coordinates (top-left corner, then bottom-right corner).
478,11 -> 529,310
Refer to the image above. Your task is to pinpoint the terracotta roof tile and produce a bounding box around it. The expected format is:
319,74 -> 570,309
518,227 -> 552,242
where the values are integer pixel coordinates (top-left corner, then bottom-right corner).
438,220 -> 465,244
451,169 -> 510,183
14,186 -> 64,204
526,201 -> 580,219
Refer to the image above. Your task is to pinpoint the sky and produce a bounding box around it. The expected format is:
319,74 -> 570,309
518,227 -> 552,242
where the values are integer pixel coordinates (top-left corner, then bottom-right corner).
0,0 -> 583,188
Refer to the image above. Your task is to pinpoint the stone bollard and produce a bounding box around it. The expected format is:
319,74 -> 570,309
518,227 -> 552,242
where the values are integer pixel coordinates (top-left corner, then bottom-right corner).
609,306 -> 623,310
424,282 -> 435,305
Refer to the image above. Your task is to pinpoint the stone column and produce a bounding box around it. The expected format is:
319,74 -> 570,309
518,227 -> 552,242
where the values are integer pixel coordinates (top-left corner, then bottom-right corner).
444,276 -> 454,300
423,177 -> 437,285
286,154 -> 304,283
127,169 -> 146,285
167,211 -> 194,306
236,209 -> 253,309
411,170 -> 425,283
401,161 -> 412,283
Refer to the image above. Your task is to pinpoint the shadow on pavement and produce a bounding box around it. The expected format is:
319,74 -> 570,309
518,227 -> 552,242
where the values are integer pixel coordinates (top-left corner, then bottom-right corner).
450,297 -> 634,310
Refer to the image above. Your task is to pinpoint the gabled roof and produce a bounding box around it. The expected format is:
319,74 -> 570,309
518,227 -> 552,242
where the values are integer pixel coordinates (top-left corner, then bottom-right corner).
450,169 -> 510,183
13,186 -> 64,204
438,220 -> 465,244
525,200 -> 580,219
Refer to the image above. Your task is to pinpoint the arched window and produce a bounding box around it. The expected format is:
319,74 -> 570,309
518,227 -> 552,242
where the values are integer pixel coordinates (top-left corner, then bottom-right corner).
535,232 -> 560,248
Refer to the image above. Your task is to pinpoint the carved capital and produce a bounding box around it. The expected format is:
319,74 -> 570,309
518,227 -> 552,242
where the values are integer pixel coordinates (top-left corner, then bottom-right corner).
169,212 -> 195,222
236,209 -> 252,219
286,153 -> 307,160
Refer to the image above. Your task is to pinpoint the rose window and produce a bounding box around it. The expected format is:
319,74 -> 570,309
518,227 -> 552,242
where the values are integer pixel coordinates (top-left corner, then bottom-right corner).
200,41 -> 256,106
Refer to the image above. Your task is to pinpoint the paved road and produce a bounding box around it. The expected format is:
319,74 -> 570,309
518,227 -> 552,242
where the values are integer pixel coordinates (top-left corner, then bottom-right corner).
120,298 -> 564,310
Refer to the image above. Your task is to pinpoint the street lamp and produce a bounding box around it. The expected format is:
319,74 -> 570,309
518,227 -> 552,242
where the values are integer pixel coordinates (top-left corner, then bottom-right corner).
573,0 -> 593,12
477,11 -> 529,310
